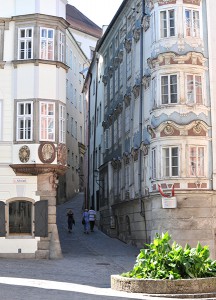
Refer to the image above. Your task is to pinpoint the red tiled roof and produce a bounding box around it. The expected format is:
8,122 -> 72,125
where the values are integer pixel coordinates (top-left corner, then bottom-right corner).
66,4 -> 102,39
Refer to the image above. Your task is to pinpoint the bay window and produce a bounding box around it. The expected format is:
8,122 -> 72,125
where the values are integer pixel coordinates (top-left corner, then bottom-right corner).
186,74 -> 203,104
160,9 -> 175,38
40,28 -> 54,60
161,74 -> 178,104
162,146 -> 179,177
18,28 -> 33,60
189,146 -> 204,176
17,102 -> 33,141
40,102 -> 55,141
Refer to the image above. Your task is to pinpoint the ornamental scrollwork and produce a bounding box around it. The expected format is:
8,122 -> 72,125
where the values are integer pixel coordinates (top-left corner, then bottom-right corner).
19,145 -> 30,163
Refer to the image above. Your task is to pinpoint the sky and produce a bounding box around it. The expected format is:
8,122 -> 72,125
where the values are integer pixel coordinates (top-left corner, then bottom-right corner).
67,0 -> 123,28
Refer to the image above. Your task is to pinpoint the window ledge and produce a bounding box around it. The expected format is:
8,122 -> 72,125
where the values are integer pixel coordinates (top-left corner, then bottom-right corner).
12,59 -> 69,71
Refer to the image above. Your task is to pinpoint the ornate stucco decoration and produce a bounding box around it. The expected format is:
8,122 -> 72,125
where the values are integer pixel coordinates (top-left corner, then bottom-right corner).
148,52 -> 206,69
131,147 -> 139,161
102,120 -> 107,128
158,0 -> 177,5
140,142 -> 149,156
123,152 -> 130,164
142,75 -> 151,90
114,56 -> 119,69
102,75 -> 108,85
124,92 -> 131,107
142,15 -> 150,32
133,27 -> 141,43
108,114 -> 113,125
108,66 -> 113,77
111,157 -> 121,169
147,125 -> 155,138
120,24 -> 127,40
38,142 -> 56,164
193,123 -> 203,135
163,125 -> 175,135
118,50 -> 124,63
132,84 -> 140,99
124,38 -> 132,53
19,145 -> 30,163
183,0 -> 200,5
57,144 -> 67,166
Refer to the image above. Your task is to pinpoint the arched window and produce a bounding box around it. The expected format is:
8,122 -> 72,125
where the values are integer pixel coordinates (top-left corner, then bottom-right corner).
9,201 -> 32,235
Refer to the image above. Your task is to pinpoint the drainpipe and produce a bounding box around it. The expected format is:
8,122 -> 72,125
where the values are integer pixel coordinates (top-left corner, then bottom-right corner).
92,54 -> 99,209
86,72 -> 92,209
139,0 -> 148,243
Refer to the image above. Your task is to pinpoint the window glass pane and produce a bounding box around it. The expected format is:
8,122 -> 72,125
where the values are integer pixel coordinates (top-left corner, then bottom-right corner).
9,201 -> 32,234
195,75 -> 202,104
169,10 -> 175,36
160,11 -> 167,38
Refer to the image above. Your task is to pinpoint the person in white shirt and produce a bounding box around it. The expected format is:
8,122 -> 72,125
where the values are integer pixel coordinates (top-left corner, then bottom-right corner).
88,207 -> 96,232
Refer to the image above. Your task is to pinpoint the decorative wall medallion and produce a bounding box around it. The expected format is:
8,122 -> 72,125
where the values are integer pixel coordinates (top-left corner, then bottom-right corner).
164,125 -> 174,135
38,142 -> 56,163
193,123 -> 202,135
19,145 -> 30,163
57,144 -> 67,165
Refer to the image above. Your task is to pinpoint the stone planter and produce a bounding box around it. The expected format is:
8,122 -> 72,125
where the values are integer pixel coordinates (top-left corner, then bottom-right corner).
111,275 -> 216,295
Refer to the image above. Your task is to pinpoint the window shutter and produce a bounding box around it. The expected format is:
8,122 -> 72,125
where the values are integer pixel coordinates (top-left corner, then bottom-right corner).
35,200 -> 48,237
0,201 -> 6,237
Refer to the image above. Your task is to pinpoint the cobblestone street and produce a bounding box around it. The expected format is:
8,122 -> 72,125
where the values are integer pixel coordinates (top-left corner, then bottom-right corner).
0,193 -> 193,300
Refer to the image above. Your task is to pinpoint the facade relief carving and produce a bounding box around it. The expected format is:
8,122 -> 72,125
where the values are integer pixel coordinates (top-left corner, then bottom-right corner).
133,27 -> 141,43
102,75 -> 108,85
142,75 -> 151,90
142,15 -> 150,32
38,142 -> 56,164
183,0 -> 200,5
124,92 -> 131,107
124,38 -> 132,53
19,145 -> 30,163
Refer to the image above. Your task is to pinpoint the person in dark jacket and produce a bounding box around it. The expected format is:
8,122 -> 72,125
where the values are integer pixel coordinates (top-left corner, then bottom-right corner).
67,209 -> 75,233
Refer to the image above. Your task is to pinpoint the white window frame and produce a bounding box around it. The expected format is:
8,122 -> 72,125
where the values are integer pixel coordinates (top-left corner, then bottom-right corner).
186,74 -> 203,105
184,8 -> 200,38
39,102 -> 55,141
18,27 -> 33,60
40,28 -> 54,60
16,101 -> 33,141
59,105 -> 66,143
188,146 -> 205,177
59,31 -> 65,62
161,74 -> 178,104
151,147 -> 156,179
162,146 -> 179,177
160,9 -> 175,38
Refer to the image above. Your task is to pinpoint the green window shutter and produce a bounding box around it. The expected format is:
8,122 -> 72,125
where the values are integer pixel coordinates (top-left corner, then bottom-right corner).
0,201 -> 6,237
35,200 -> 48,237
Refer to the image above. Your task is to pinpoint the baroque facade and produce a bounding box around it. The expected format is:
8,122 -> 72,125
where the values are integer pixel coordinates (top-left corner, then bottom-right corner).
86,0 -> 216,257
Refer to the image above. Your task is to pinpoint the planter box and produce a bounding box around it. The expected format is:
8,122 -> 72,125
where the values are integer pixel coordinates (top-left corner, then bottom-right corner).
111,275 -> 216,295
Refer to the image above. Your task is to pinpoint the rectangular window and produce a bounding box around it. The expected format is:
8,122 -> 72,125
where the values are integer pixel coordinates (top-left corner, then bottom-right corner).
160,10 -> 175,38
185,9 -> 200,37
152,77 -> 157,108
126,51 -> 132,79
186,74 -> 202,104
75,121 -> 77,139
40,28 -> 54,60
151,148 -> 156,179
125,106 -> 130,132
104,129 -> 109,149
17,102 -> 33,141
110,78 -> 113,101
79,95 -> 82,113
189,146 -> 204,176
115,69 -> 118,95
18,28 -> 33,60
40,102 -> 55,141
59,105 -> 66,143
161,74 -> 177,104
162,146 -> 179,177
114,120 -> 117,144
59,31 -> 65,62
119,63 -> 123,87
125,164 -> 130,191
80,126 -> 83,143
118,114 -> 122,139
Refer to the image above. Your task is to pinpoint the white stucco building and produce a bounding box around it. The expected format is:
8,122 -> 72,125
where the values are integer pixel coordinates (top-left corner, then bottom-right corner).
86,0 -> 216,258
0,0 -> 69,258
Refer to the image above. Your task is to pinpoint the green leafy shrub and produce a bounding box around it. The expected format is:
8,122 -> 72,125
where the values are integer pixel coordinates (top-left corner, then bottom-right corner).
122,232 -> 216,279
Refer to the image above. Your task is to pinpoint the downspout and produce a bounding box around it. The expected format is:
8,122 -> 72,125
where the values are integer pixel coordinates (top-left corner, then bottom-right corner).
87,72 -> 92,209
92,54 -> 99,209
139,0 -> 148,243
